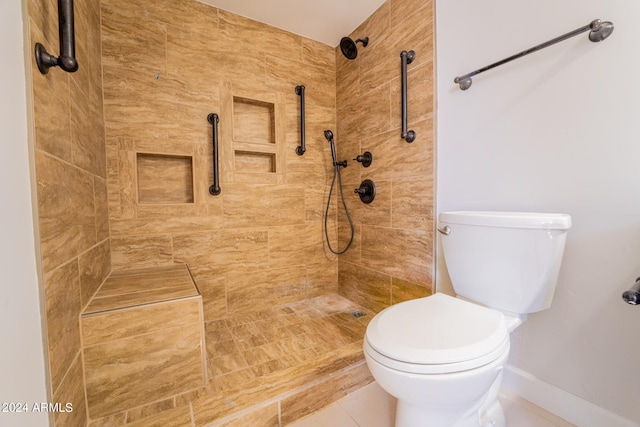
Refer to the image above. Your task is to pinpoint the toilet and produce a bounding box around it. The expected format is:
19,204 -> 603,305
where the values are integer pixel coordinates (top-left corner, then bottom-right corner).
364,211 -> 572,427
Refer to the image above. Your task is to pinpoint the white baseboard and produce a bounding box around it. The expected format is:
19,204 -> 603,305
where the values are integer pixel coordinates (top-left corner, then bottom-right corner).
502,365 -> 639,427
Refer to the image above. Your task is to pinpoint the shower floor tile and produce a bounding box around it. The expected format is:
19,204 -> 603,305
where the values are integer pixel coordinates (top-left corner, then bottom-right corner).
88,293 -> 372,426
204,294 -> 370,393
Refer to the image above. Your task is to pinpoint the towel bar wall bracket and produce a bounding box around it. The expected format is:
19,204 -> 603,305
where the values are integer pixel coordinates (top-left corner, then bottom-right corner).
35,0 -> 79,74
454,18 -> 614,91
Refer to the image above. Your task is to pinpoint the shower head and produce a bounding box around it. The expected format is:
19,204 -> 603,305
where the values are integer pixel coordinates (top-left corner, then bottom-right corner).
340,36 -> 369,60
588,19 -> 614,42
324,129 -> 334,143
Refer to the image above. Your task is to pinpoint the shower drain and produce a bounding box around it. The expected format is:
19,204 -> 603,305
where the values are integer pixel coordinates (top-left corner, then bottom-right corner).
351,310 -> 366,318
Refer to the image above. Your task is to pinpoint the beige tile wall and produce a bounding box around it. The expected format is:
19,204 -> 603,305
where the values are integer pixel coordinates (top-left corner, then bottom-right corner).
336,0 -> 436,312
101,0 -> 339,322
27,0 -> 110,425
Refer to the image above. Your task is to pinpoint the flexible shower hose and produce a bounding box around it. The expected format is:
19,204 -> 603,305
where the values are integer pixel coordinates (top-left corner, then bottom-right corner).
324,162 -> 354,255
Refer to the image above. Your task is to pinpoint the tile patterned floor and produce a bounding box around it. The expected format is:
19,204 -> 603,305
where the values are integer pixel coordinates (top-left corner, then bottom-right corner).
88,293 -> 372,426
205,294 -> 370,392
288,382 -> 577,427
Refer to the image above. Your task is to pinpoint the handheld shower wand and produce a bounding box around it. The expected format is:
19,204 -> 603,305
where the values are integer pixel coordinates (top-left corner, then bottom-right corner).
323,130 -> 354,254
324,130 -> 338,166
324,130 -> 347,168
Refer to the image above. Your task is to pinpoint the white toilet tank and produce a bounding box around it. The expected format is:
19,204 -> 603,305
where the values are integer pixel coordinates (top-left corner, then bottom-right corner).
439,211 -> 572,314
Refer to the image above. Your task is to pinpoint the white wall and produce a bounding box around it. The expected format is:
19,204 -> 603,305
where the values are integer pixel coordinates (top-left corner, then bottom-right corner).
0,0 -> 49,426
436,0 -> 640,424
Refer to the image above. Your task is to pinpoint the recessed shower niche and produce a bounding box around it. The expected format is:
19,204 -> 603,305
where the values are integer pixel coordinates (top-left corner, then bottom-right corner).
221,84 -> 286,182
136,153 -> 194,204
233,96 -> 276,144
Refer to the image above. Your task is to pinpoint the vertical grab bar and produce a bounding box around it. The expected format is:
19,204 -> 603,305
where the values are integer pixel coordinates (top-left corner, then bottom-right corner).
295,85 -> 306,155
207,113 -> 221,196
400,50 -> 416,143
35,0 -> 79,74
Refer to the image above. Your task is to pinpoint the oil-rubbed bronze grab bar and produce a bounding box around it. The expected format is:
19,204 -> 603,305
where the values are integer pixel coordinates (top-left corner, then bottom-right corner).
400,50 -> 416,143
207,113 -> 221,196
34,0 -> 79,74
454,19 -> 614,91
295,85 -> 306,156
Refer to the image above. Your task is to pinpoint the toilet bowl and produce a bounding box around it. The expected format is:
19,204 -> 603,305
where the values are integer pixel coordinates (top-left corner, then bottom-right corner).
364,293 -> 510,427
363,211 -> 571,427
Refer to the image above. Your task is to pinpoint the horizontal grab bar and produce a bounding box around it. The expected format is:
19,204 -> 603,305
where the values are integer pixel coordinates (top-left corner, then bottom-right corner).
35,0 -> 79,74
454,19 -> 614,91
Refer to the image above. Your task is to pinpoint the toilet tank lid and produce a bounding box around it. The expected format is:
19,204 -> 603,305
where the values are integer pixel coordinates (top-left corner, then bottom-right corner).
439,211 -> 571,230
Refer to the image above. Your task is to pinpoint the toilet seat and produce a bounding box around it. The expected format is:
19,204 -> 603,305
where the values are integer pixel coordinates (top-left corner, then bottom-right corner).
365,293 -> 509,374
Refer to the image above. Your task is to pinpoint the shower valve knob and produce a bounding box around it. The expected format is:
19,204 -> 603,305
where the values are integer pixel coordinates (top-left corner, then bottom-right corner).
355,179 -> 376,204
353,151 -> 373,167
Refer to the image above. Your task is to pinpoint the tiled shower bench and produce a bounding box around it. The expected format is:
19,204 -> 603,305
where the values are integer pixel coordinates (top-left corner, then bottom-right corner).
80,264 -> 207,420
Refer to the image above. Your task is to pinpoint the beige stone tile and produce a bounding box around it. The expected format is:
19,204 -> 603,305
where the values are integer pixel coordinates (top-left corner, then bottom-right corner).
100,0 -> 167,74
339,261 -> 391,313
226,267 -> 308,314
102,65 -> 174,140
78,239 -> 111,307
306,261 -> 339,296
268,223 -> 326,268
210,352 -> 249,376
357,4 -> 395,95
389,0 -> 434,70
361,118 -> 434,182
109,215 -> 222,236
84,325 -> 205,418
280,363 -> 374,425
302,38 -> 336,70
172,229 -> 269,269
36,151 -> 97,272
70,77 -> 106,177
94,176 -> 110,241
391,277 -> 433,304
218,9 -> 302,63
195,274 -> 227,321
125,398 -> 175,423
216,367 -> 257,392
82,298 -> 201,345
87,412 -> 127,427
125,405 -> 193,427
30,23 -> 72,164
110,234 -> 173,269
390,62 -> 434,129
85,288 -> 198,314
222,184 -> 306,228
218,402 -> 279,427
391,176 -> 434,230
52,353 -> 87,427
44,261 -> 82,393
343,178 -> 392,227
361,226 -> 432,285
